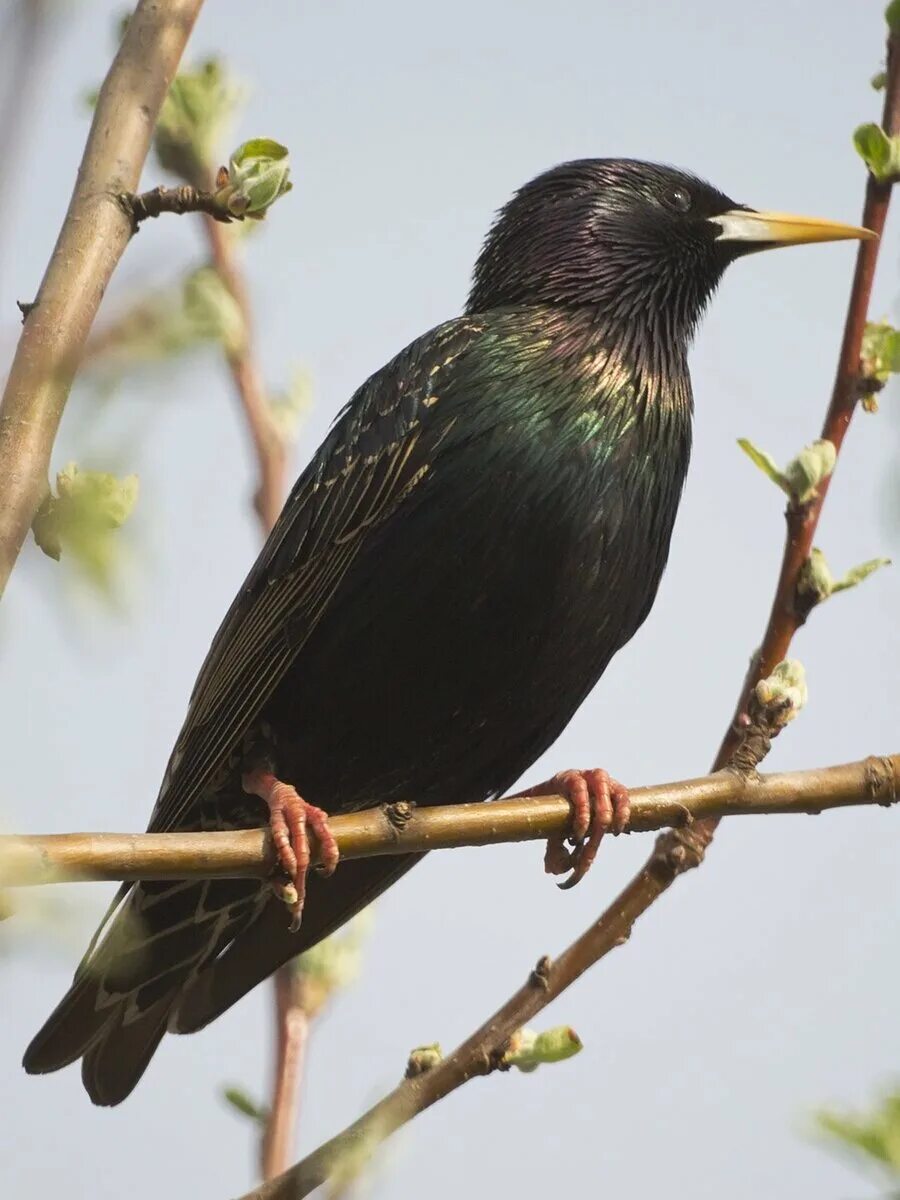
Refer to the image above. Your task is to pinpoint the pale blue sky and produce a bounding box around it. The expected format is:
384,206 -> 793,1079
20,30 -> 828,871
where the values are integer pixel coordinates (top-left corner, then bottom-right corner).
2,1 -> 899,1197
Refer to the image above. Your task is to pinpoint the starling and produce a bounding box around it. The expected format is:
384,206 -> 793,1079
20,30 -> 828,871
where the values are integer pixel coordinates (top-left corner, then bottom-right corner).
24,160 -> 870,1104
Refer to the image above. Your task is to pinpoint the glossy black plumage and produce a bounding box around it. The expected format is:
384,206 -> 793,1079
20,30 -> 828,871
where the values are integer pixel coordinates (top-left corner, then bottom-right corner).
23,160 -> 785,1103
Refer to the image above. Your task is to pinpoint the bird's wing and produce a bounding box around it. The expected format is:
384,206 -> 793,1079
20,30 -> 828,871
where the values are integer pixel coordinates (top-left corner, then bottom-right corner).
148,317 -> 485,835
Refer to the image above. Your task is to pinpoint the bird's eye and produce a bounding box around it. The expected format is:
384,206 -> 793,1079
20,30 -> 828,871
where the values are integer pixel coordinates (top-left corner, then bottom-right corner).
664,187 -> 692,214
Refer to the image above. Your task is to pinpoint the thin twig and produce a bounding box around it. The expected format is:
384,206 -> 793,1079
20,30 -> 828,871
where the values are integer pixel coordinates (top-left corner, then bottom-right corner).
2,754 -> 896,886
714,24 -> 900,768
236,24 -> 900,1200
202,213 -> 286,532
199,204 -> 292,1177
261,970 -> 310,1182
121,184 -> 237,226
0,0 -> 206,597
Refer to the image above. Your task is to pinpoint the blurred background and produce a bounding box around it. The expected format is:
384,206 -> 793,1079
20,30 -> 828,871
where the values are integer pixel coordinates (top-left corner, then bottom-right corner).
1,0 -> 899,1196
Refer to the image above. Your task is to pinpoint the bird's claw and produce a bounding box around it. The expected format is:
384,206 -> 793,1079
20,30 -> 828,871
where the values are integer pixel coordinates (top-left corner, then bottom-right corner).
242,769 -> 339,931
539,768 -> 630,890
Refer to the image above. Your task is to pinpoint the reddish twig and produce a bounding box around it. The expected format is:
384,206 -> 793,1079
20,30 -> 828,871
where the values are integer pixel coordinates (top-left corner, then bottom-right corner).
202,215 -> 286,532
714,25 -> 900,769
261,970 -> 310,1182
200,208 -> 294,1177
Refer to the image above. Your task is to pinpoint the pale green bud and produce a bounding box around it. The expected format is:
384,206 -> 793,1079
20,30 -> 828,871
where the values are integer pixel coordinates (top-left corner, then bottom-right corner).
783,439 -> 836,504
860,320 -> 900,389
797,547 -> 835,606
853,123 -> 900,183
406,1043 -> 443,1077
214,139 -> 293,219
503,1025 -> 583,1073
754,659 -> 808,726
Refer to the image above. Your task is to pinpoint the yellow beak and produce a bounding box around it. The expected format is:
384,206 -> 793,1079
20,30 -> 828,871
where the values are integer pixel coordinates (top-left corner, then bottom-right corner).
712,209 -> 876,248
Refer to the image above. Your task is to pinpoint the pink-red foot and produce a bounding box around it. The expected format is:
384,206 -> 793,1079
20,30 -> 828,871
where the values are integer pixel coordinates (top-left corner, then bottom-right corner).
526,768 -> 630,890
242,769 -> 339,931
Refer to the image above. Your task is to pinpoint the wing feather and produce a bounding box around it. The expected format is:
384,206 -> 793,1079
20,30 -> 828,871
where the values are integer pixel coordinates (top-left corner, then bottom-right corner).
149,319 -> 484,834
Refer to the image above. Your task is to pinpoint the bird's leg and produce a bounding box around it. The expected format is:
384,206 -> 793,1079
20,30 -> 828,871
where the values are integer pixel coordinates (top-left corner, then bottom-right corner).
514,768 -> 630,890
241,769 -> 339,931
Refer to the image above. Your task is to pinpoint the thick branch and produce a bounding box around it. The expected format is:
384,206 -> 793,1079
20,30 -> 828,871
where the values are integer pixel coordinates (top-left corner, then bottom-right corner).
2,755 -> 895,888
0,0 -> 205,597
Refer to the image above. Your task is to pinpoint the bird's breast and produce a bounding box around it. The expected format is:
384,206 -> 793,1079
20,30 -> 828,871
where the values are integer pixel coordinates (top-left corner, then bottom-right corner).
265,388 -> 690,812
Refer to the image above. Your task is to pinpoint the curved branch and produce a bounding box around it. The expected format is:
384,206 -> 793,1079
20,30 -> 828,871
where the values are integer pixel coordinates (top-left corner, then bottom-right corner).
0,0 -> 206,596
1,755 -> 896,888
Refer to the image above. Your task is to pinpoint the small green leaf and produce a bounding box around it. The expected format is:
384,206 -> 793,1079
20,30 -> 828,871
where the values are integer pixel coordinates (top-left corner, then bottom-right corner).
215,139 -> 293,219
503,1025 -> 583,1073
222,1086 -> 268,1125
861,319 -> 900,385
886,0 -> 900,35
737,438 -> 789,494
853,123 -> 900,182
783,438 -> 836,504
831,556 -> 891,594
815,1089 -> 900,1177
31,464 -> 139,590
872,70 -> 888,91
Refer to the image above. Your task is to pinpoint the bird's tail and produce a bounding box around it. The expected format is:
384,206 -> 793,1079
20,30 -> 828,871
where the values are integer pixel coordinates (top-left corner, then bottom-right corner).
23,876 -> 262,1105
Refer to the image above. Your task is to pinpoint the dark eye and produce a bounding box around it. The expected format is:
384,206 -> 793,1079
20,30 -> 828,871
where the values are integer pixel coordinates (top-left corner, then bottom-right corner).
664,186 -> 692,213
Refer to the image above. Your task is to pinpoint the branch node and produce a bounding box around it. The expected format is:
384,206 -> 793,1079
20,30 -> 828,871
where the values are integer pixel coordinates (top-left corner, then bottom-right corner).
529,954 -> 552,991
652,825 -> 711,881
405,1043 -> 443,1078
383,800 -> 415,833
864,755 -> 898,807
15,300 -> 37,323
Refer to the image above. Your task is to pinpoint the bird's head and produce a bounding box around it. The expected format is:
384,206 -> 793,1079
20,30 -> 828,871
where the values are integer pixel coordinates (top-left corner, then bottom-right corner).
468,159 -> 872,348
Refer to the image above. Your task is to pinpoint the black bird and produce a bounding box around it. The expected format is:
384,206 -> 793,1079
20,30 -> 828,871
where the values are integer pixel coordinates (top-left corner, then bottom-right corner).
24,159 -> 870,1104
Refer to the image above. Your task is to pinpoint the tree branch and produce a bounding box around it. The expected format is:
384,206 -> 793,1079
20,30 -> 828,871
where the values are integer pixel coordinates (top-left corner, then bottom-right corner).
231,755 -> 896,1200
202,213 -> 286,533
2,754 -> 895,888
713,23 -> 900,768
260,969 -> 310,1182
122,184 -> 238,226
0,0 -> 205,597
234,22 -> 900,1200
